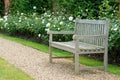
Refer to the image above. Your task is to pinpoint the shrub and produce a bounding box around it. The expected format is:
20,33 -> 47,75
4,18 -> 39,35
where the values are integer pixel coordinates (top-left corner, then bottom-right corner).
9,0 -> 52,14
43,11 -> 74,42
54,0 -> 116,19
0,12 -> 47,43
97,0 -> 120,65
109,18 -> 120,65
0,10 -> 74,43
0,0 -> 4,16
98,0 -> 117,19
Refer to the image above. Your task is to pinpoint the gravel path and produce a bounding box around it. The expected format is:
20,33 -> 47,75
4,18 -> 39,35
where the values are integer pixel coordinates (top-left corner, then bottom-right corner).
0,37 -> 120,80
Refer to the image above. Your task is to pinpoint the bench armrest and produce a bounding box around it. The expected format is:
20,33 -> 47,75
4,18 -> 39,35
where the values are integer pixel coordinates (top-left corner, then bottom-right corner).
73,35 -> 107,40
48,30 -> 74,42
47,30 -> 74,34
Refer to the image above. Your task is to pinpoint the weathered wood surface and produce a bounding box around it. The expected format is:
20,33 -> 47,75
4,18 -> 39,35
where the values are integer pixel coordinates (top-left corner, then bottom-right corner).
48,18 -> 109,74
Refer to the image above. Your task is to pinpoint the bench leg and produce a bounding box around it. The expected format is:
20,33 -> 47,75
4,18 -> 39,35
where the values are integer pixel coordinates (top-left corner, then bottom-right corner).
75,54 -> 79,74
104,51 -> 108,72
49,45 -> 52,63
73,54 -> 75,63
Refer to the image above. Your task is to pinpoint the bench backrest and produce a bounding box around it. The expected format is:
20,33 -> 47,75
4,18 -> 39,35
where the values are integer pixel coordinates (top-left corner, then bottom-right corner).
74,18 -> 109,46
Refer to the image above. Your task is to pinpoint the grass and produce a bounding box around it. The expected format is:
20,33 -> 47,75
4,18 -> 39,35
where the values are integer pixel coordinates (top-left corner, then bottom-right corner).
0,33 -> 120,75
0,58 -> 33,80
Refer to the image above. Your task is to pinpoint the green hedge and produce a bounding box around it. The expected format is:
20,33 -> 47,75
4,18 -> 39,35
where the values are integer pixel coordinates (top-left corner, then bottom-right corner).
9,0 -> 52,14
0,0 -> 117,16
0,11 -> 74,44
109,18 -> 120,65
0,0 -> 4,16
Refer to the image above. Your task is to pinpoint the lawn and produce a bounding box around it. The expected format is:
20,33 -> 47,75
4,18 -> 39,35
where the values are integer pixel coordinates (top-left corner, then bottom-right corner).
0,57 -> 33,80
0,33 -> 120,75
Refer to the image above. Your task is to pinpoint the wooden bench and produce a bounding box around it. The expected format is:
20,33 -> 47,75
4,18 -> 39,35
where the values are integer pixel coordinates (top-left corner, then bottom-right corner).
47,18 -> 110,74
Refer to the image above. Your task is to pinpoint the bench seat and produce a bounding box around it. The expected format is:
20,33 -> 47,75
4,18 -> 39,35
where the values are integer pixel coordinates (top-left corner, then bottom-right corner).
51,41 -> 104,54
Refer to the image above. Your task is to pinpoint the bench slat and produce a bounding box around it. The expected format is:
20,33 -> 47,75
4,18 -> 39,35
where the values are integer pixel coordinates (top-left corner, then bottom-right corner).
51,41 -> 104,54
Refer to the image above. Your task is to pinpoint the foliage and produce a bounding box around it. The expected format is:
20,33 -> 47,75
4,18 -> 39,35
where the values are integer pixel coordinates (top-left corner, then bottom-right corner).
0,12 -> 49,44
117,11 -> 120,18
98,0 -> 120,65
44,11 -> 74,41
55,0 -> 100,19
54,0 -> 116,19
99,0 -> 117,19
109,18 -> 120,65
0,0 -> 4,16
0,10 -> 74,43
9,0 -> 52,14
44,11 -> 74,31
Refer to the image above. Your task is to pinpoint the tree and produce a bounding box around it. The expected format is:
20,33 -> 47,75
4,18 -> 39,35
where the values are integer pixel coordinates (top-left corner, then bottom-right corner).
4,0 -> 10,15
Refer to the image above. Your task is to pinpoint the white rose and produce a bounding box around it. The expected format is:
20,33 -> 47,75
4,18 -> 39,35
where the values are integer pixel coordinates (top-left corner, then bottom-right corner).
48,18 -> 52,21
60,21 -> 63,25
42,19 -> 45,24
25,17 -> 27,20
0,18 -> 3,22
113,28 -> 118,31
35,17 -> 38,20
44,13 -> 47,16
46,23 -> 51,27
69,16 -> 73,21
19,20 -> 21,22
47,15 -> 51,17
53,25 -> 56,27
3,15 -> 8,21
38,34 -> 41,37
33,6 -> 36,9
45,28 -> 50,32
58,28 -> 60,30
21,13 -> 24,15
